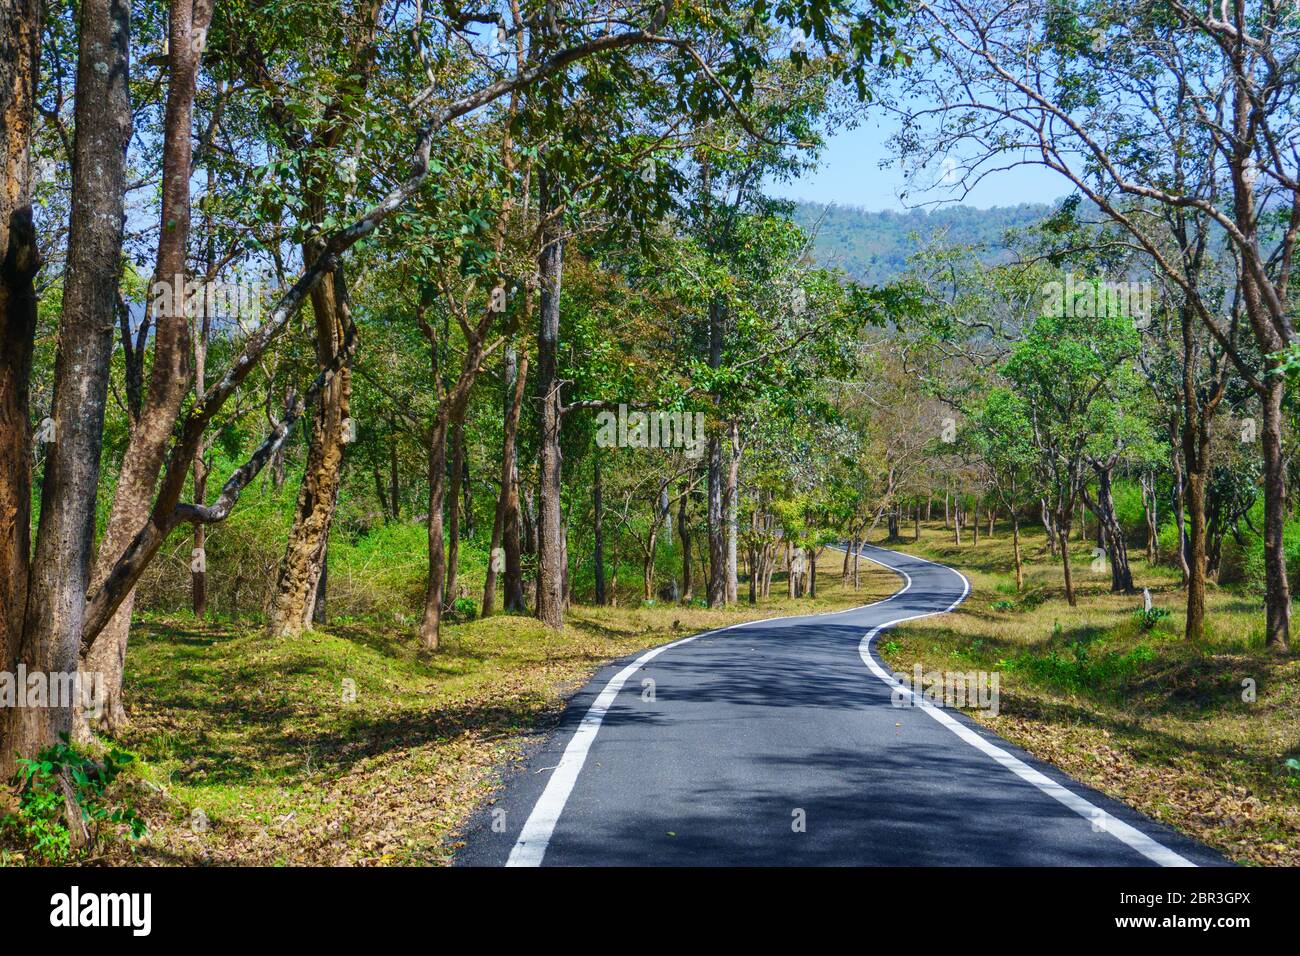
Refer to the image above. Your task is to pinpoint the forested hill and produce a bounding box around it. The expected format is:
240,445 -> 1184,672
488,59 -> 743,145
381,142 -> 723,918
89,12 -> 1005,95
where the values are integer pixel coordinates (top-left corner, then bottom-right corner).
791,200 -> 1059,285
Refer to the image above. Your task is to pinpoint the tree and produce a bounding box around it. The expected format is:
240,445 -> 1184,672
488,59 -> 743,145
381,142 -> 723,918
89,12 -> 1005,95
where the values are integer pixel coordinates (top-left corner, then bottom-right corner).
968,389 -> 1037,591
0,0 -> 131,789
886,0 -> 1300,647
1001,289 -> 1143,605
85,0 -> 215,731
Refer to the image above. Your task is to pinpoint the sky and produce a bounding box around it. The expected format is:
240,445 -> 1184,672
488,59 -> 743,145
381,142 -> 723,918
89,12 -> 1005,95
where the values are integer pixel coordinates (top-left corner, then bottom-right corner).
766,114 -> 1070,212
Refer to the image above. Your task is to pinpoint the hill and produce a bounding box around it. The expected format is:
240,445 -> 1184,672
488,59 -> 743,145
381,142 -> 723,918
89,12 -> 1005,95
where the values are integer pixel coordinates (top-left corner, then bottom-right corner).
791,200 -> 1059,285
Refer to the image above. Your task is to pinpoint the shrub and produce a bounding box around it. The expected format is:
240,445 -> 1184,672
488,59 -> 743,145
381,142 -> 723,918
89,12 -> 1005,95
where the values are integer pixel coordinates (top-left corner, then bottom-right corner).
1132,606 -> 1171,632
444,596 -> 478,623
1,736 -> 146,864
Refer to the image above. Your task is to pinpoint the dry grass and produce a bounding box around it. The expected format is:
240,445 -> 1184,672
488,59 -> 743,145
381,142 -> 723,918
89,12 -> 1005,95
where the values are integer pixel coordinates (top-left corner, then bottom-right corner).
82,561 -> 896,866
873,521 -> 1300,866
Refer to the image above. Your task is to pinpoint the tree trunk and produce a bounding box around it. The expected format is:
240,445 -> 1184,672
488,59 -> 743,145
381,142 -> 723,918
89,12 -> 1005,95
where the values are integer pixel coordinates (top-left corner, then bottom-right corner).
417,296 -> 497,645
443,420 -> 465,607
1041,498 -> 1057,557
747,542 -> 757,605
0,0 -> 43,778
419,412 -> 449,648
484,349 -> 527,616
389,433 -> 400,519
1011,513 -> 1023,592
593,451 -> 606,606
191,168 -> 214,620
521,484 -> 537,555
725,420 -> 739,603
534,169 -> 565,628
191,460 -> 208,617
312,552 -> 328,624
972,500 -> 979,544
373,462 -> 389,521
642,524 -> 657,601
1170,421 -> 1190,584
83,0 -> 212,734
269,258 -> 352,636
705,299 -> 727,607
1092,466 -> 1134,594
678,483 -> 692,601
1260,377 -> 1290,651
560,513 -> 571,609
461,448 -> 473,539
1059,526 -> 1076,606
1180,330 -> 1214,638
1142,472 -> 1157,563
503,466 -> 525,611
3,0 -> 130,778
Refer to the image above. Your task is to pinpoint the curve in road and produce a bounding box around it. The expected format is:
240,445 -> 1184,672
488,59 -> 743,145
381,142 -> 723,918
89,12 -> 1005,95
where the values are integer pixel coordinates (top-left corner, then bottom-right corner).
456,543 -> 1226,867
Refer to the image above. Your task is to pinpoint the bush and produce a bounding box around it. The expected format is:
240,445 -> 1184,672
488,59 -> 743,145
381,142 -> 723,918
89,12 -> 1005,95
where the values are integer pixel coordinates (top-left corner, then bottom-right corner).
2,735 -> 146,864
1132,606 -> 1171,631
444,596 -> 477,623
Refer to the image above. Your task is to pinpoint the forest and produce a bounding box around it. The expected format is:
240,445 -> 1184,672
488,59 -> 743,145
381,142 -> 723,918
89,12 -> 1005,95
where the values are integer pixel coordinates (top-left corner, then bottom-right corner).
793,199 -> 1055,285
0,0 -> 1297,868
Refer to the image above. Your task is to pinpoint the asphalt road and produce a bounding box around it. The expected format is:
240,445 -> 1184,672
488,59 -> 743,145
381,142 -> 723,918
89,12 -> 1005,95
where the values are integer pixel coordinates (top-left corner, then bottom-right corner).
456,543 -> 1227,867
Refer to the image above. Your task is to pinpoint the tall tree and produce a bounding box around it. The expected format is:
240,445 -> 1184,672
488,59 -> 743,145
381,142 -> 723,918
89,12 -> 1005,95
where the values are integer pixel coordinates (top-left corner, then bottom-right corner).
85,0 -> 215,731
0,0 -> 43,773
1,0 -> 132,777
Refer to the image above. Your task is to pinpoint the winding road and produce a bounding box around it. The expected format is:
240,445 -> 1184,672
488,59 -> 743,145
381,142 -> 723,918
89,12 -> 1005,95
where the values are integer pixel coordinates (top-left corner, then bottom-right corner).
456,543 -> 1226,867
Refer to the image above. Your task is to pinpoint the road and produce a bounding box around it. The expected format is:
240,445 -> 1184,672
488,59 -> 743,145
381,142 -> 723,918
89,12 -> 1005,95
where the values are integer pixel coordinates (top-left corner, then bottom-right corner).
456,543 -> 1226,867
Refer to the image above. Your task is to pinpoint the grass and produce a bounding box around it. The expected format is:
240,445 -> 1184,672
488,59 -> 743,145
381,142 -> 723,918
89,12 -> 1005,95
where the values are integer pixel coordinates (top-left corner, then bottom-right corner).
871,520 -> 1300,866
87,562 -> 897,866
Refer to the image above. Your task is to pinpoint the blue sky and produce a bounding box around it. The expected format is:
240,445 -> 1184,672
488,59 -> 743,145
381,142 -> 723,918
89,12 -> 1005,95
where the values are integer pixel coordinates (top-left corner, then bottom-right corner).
766,114 -> 1070,212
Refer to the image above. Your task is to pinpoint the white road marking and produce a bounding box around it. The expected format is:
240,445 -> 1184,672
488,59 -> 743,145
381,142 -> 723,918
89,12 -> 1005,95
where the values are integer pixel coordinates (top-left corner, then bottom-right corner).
853,544 -> 1195,868
505,563 -> 905,867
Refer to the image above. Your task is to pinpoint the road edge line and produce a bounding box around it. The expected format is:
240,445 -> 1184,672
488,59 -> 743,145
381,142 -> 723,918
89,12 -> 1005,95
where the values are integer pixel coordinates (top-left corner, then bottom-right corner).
503,555 -> 908,867
854,543 -> 1196,868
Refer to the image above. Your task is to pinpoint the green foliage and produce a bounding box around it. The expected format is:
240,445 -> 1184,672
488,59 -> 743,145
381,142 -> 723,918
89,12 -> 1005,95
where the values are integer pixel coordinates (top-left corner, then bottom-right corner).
1007,638 -> 1156,692
445,597 -> 478,624
2,736 -> 146,864
1133,606 -> 1171,632
988,588 -> 1045,613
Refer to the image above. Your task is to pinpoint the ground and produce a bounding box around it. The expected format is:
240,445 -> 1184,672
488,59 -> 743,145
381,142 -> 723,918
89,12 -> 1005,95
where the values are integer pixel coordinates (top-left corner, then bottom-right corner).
84,563 -> 895,866
872,520 -> 1300,867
